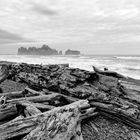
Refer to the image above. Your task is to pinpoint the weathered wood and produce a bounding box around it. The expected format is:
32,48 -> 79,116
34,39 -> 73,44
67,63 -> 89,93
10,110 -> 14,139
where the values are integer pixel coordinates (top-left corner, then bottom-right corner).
0,64 -> 9,83
18,101 -> 42,116
0,115 -> 38,140
93,66 -> 126,79
42,89 -> 79,103
7,91 -> 79,108
30,102 -> 55,111
3,62 -> 140,132
119,78 -> 140,104
90,101 -> 140,129
0,100 -> 97,140
7,93 -> 60,104
120,78 -> 140,92
22,100 -> 96,140
18,100 -> 55,111
0,96 -> 6,105
0,91 -> 24,99
0,89 -> 43,100
0,104 -> 18,123
24,87 -> 45,96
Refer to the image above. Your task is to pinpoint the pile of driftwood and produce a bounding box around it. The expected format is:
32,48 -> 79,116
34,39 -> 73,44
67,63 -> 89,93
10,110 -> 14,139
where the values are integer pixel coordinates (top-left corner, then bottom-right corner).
0,62 -> 140,140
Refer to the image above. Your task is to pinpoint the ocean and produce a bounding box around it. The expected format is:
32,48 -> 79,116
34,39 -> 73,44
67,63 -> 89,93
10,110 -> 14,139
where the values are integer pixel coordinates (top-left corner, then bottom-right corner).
0,55 -> 140,80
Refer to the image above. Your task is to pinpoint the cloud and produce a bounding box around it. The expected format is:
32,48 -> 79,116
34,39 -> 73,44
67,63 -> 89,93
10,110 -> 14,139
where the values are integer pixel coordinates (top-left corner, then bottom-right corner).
31,3 -> 58,16
0,0 -> 140,54
0,29 -> 28,44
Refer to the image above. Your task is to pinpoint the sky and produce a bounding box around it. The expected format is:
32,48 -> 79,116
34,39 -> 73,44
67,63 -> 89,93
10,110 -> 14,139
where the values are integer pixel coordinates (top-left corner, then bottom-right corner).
0,0 -> 140,54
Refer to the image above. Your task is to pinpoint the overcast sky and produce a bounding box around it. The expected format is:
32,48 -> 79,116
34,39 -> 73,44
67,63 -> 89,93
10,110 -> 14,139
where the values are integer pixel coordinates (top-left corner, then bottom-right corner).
0,0 -> 140,54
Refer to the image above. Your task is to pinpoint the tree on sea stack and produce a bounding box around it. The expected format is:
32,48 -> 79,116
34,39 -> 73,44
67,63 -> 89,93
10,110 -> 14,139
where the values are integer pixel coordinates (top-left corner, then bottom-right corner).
18,47 -> 28,55
18,45 -> 59,55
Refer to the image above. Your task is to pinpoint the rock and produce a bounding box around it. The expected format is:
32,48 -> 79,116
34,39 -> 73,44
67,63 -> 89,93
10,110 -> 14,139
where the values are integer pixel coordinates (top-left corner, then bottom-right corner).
65,49 -> 80,55
18,45 -> 59,55
59,51 -> 62,55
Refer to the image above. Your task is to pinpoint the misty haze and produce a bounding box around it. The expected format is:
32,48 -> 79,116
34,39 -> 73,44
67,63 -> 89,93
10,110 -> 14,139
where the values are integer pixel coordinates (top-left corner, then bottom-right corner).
0,0 -> 140,54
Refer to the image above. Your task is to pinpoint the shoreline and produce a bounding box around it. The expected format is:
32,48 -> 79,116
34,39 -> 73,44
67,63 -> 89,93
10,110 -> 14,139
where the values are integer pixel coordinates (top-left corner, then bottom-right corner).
1,60 -> 140,81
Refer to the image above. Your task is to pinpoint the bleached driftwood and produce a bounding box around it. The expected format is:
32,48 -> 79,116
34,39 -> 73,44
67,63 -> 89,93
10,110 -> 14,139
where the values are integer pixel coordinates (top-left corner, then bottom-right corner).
0,100 -> 97,140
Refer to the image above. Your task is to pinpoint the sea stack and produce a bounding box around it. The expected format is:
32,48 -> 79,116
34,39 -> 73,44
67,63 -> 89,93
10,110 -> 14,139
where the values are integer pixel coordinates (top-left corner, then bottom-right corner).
59,50 -> 63,55
18,44 -> 59,55
65,49 -> 80,55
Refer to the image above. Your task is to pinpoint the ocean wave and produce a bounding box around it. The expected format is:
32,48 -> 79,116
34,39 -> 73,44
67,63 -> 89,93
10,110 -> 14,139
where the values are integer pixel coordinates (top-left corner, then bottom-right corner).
116,56 -> 140,60
125,67 -> 140,71
0,55 -> 140,79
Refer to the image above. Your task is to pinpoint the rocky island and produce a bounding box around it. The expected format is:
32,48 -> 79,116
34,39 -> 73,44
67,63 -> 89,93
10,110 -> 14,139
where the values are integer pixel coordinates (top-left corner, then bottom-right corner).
18,45 -> 81,56
18,45 -> 60,55
65,49 -> 80,55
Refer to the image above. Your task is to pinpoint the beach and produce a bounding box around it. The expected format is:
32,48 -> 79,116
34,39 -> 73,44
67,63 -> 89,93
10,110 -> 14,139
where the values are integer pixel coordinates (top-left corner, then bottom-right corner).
0,62 -> 140,139
0,79 -> 135,140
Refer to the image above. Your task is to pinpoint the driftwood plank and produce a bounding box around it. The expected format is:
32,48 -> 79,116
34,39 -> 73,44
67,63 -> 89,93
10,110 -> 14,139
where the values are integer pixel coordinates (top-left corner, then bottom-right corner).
0,91 -> 24,99
7,93 -> 60,104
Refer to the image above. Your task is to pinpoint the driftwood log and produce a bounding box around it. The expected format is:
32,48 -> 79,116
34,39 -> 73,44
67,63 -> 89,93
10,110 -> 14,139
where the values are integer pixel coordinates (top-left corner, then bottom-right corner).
92,66 -> 126,79
0,103 -> 18,123
0,100 -> 97,140
0,64 -> 9,84
1,62 -> 140,139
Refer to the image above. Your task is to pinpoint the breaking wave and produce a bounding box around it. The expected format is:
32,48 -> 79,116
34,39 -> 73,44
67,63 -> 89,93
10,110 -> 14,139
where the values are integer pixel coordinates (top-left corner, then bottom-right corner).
116,56 -> 140,60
